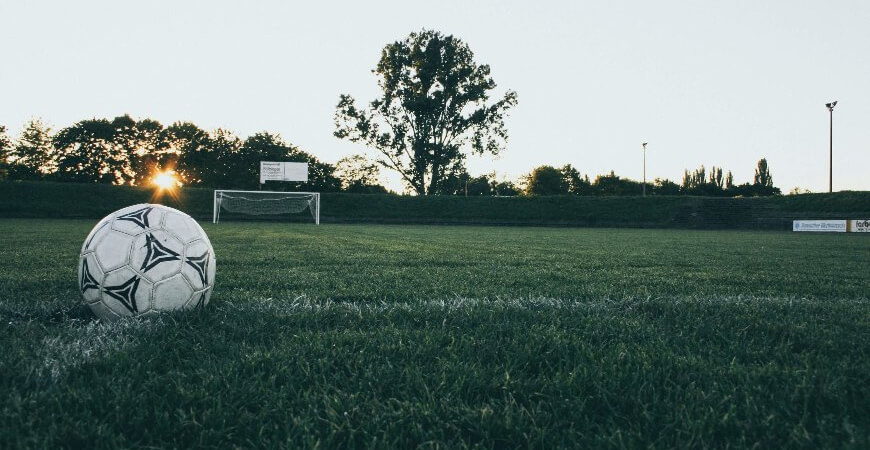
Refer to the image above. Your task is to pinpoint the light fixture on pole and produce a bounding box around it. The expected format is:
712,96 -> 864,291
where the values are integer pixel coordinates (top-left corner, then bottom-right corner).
642,142 -> 648,196
825,101 -> 837,193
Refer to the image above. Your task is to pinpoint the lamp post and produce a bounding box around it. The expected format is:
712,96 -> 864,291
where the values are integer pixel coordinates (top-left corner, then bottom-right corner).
642,142 -> 648,196
825,101 -> 837,193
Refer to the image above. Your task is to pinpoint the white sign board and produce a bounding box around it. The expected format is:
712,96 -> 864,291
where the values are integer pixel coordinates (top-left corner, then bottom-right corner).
260,161 -> 308,184
850,219 -> 870,232
793,220 -> 847,232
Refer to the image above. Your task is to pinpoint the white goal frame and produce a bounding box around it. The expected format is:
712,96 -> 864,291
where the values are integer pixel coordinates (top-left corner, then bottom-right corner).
213,190 -> 320,225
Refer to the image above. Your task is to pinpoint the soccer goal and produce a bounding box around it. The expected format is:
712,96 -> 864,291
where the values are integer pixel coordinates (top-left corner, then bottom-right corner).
213,190 -> 320,224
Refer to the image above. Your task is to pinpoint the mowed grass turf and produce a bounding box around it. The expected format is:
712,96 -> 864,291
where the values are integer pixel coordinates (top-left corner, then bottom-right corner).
1,219 -> 868,448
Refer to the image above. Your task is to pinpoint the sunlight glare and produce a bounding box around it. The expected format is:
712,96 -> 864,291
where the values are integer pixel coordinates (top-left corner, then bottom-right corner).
152,170 -> 180,190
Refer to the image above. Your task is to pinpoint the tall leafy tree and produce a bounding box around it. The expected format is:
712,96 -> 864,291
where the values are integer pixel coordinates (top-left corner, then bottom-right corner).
526,165 -> 566,195
754,158 -> 773,187
749,157 -> 780,196
112,116 -> 170,185
335,29 -> 518,195
560,164 -> 591,195
52,115 -> 179,185
465,174 -> 494,196
709,166 -> 724,190
168,122 -> 215,186
593,171 -> 642,196
207,129 -> 244,187
8,118 -> 55,180
53,118 -> 126,183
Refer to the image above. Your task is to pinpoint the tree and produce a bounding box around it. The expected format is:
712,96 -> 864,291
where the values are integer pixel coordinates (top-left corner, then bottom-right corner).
228,132 -> 340,191
335,29 -> 518,195
205,129 -> 243,187
168,122 -> 216,186
754,158 -> 772,187
0,125 -> 10,179
789,186 -> 812,195
491,179 -> 519,196
465,174 -> 493,196
593,171 -> 641,196
53,118 -> 124,183
750,158 -> 780,196
437,171 -> 496,196
52,115 -> 172,185
526,165 -> 566,195
335,154 -> 387,193
652,178 -> 681,195
112,116 -> 171,185
8,118 -> 55,180
682,165 -> 707,193
709,166 -> 724,190
560,164 -> 591,195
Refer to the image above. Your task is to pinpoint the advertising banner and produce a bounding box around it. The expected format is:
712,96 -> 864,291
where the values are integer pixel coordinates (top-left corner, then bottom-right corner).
850,219 -> 870,232
260,162 -> 308,184
792,220 -> 847,232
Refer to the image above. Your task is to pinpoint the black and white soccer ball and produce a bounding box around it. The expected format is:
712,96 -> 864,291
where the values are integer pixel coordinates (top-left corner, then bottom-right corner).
79,204 -> 216,321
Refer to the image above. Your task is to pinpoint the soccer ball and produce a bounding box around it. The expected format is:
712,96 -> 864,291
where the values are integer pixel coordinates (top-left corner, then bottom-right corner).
79,204 -> 216,321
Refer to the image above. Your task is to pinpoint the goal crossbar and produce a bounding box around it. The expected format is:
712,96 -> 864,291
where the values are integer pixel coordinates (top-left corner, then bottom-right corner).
213,190 -> 320,224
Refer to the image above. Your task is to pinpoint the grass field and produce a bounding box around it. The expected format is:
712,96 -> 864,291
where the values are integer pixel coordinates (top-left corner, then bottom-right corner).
1,219 -> 869,448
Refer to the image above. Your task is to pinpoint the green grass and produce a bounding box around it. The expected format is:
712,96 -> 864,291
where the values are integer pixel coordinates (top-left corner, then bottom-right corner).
1,219 -> 869,448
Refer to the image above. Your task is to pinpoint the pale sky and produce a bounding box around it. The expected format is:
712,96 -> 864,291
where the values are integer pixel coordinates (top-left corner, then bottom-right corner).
1,0 -> 868,192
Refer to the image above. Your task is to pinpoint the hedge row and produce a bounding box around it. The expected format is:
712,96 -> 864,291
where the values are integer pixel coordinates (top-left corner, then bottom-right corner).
1,180 -> 868,229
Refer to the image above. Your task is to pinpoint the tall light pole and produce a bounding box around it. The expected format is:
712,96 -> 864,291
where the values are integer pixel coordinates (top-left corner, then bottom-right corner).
825,101 -> 837,193
642,142 -> 648,196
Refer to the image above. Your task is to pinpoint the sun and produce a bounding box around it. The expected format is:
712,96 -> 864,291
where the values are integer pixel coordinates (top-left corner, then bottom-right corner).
152,170 -> 181,190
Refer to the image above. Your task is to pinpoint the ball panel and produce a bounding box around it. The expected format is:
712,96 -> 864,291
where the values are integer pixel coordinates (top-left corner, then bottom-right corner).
201,286 -> 213,307
206,248 -> 216,289
130,230 -> 184,283
82,219 -> 112,255
185,288 -> 210,309
199,224 -> 214,250
111,204 -> 164,236
182,240 -> 212,290
92,231 -> 134,272
99,267 -> 153,318
152,274 -> 194,312
112,203 -> 152,216
78,253 -> 104,304
162,211 -> 203,243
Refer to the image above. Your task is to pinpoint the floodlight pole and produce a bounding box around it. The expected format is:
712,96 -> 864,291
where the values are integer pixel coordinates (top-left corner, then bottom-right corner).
825,101 -> 837,193
642,142 -> 648,196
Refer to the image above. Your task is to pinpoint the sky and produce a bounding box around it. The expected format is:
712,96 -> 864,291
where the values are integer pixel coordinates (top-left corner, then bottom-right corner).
1,0 -> 868,193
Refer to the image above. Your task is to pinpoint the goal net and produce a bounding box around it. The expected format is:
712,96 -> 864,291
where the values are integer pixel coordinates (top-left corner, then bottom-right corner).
213,190 -> 320,224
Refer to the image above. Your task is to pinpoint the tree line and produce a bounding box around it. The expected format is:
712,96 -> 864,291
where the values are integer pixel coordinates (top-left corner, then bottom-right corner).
521,160 -> 780,197
0,117 -> 780,197
0,117 -> 377,192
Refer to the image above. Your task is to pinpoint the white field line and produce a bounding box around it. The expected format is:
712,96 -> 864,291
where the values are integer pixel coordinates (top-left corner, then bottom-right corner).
218,295 -> 870,316
39,318 -> 166,381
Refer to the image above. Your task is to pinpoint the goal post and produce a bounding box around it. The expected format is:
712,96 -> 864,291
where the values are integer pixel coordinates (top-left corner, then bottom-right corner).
213,190 -> 320,225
